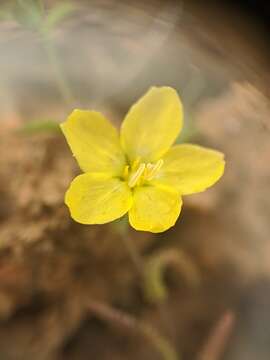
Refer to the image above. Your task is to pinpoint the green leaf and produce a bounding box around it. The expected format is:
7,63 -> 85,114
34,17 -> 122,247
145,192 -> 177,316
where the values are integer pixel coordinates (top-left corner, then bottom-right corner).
0,8 -> 13,21
18,120 -> 60,134
44,2 -> 75,31
143,249 -> 201,304
12,0 -> 44,30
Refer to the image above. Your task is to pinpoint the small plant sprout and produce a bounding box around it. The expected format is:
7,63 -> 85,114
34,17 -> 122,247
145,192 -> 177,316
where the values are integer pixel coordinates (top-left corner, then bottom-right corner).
61,86 -> 225,232
0,0 -> 76,104
0,0 -> 75,33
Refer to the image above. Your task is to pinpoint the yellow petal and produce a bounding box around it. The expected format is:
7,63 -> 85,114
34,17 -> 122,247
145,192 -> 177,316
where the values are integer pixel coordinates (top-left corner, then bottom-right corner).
61,110 -> 126,175
121,87 -> 183,163
65,173 -> 132,224
152,144 -> 225,195
128,185 -> 182,233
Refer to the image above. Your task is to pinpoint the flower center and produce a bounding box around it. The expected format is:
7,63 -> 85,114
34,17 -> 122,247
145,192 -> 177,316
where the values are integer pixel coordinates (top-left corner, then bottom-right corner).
123,158 -> 163,188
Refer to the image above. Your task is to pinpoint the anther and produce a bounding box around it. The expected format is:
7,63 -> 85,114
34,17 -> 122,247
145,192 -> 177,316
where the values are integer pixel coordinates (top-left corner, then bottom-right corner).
145,159 -> 164,180
123,165 -> 129,180
128,163 -> 146,188
131,157 -> 141,171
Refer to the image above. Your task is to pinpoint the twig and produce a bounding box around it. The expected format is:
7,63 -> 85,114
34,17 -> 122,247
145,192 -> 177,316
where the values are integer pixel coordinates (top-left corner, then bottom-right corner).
197,310 -> 235,360
87,299 -> 179,360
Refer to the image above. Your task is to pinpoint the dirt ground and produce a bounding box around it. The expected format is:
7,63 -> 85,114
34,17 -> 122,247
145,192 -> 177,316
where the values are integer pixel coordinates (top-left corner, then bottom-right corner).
0,1 -> 270,359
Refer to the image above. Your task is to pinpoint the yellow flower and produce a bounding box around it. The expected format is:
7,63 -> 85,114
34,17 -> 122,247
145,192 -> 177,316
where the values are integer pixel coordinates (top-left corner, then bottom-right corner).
61,87 -> 225,233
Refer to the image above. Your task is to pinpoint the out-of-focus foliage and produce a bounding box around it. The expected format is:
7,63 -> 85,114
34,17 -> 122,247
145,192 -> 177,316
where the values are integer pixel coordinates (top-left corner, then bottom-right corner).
18,119 -> 60,134
0,1 -> 77,104
0,0 -> 75,33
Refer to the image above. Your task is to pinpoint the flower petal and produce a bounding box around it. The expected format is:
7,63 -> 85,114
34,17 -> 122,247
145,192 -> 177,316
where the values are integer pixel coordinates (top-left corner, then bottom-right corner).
61,110 -> 126,175
65,173 -> 132,224
152,144 -> 225,195
121,87 -> 183,163
128,185 -> 182,233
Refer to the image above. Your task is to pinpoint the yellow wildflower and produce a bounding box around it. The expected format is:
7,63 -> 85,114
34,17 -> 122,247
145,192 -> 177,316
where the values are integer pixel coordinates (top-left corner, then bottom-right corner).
61,87 -> 225,233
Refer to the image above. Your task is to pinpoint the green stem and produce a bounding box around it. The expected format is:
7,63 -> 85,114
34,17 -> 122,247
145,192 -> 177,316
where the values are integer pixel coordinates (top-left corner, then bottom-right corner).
142,323 -> 179,360
41,30 -> 75,105
88,299 -> 179,360
115,217 -> 144,277
37,0 -> 44,12
144,249 -> 201,303
113,219 -> 180,359
120,231 -> 144,277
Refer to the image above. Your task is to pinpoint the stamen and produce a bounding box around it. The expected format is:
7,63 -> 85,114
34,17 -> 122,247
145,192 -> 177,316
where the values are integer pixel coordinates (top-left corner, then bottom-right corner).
145,159 -> 164,180
128,163 -> 146,188
146,163 -> 155,171
143,163 -> 155,180
155,159 -> 164,172
123,165 -> 129,180
131,157 -> 141,171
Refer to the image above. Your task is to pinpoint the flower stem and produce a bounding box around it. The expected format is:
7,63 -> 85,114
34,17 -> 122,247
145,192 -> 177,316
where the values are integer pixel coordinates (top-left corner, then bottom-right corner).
120,229 -> 144,277
41,30 -> 76,105
88,299 -> 179,360
116,217 -> 144,277
115,218 -> 179,359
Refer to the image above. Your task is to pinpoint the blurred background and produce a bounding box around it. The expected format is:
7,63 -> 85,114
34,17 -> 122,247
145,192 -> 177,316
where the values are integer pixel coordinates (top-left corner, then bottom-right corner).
0,1 -> 269,359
